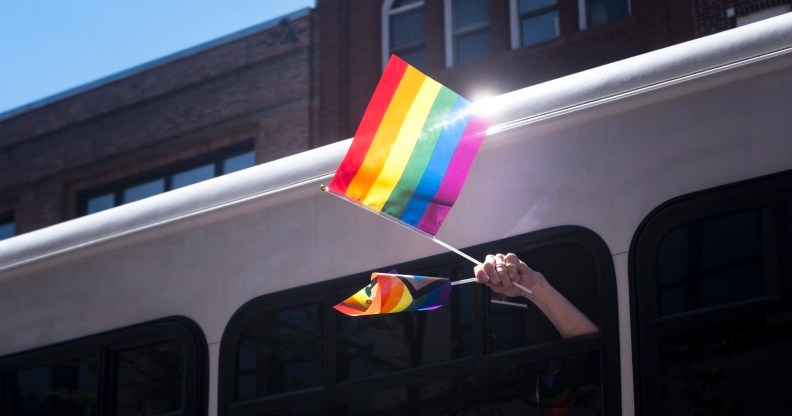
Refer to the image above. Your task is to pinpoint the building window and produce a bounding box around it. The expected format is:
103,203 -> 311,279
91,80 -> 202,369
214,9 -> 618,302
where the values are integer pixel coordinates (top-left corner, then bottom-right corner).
579,0 -> 630,30
383,0 -> 426,69
445,0 -> 491,67
0,215 -> 14,241
632,170 -> 792,415
0,317 -> 207,416
219,227 -> 622,415
510,0 -> 560,48
79,144 -> 255,216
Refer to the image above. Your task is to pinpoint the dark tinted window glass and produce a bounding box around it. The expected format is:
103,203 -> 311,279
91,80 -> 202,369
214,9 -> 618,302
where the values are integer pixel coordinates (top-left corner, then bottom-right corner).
521,11 -> 560,46
115,340 -> 185,416
86,193 -> 115,214
237,304 -> 323,399
222,151 -> 255,174
172,164 -> 214,189
658,315 -> 792,414
254,403 -> 323,416
331,351 -> 601,415
519,0 -> 556,13
453,0 -> 489,29
397,48 -> 425,70
634,172 -> 792,416
335,277 -> 474,381
586,0 -> 629,28
656,210 -> 764,315
393,0 -> 421,7
0,217 -> 15,240
391,9 -> 424,50
12,355 -> 99,416
456,30 -> 491,65
123,179 -> 165,204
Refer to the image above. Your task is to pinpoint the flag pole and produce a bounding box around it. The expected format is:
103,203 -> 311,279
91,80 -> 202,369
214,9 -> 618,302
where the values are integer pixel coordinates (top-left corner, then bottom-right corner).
430,237 -> 532,294
321,185 -> 532,294
431,237 -> 481,265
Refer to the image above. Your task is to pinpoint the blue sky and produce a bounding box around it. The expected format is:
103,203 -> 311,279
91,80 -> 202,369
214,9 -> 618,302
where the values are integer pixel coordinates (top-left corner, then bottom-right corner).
0,1 -> 314,116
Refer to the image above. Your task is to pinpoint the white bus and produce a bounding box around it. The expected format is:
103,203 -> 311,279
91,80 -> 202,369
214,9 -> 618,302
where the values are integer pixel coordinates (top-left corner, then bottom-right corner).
2,13 -> 791,416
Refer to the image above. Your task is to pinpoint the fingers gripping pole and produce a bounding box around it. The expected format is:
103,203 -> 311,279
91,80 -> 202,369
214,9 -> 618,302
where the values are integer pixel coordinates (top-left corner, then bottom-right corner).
433,237 -> 532,294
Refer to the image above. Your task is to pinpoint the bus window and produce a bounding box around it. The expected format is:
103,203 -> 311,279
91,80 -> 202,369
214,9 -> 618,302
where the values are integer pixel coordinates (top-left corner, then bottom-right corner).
236,303 -> 324,400
219,226 -> 620,415
12,355 -> 100,415
632,170 -> 792,415
0,317 -> 207,416
115,340 -> 187,416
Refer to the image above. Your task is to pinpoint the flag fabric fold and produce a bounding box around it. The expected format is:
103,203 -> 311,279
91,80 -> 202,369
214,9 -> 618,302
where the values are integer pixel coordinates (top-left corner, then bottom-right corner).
327,55 -> 491,237
334,273 -> 452,316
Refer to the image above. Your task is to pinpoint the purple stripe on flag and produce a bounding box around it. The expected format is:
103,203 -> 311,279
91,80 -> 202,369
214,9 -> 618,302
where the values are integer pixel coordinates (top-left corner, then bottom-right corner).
416,113 -> 491,235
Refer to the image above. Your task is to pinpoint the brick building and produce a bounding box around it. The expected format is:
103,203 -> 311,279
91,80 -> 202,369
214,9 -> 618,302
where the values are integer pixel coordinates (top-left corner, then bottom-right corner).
0,9 -> 317,236
316,0 -> 791,145
1,1 -> 789,238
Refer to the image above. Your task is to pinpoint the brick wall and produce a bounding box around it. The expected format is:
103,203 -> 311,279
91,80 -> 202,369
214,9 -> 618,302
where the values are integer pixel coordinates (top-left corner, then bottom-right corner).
694,0 -> 791,36
316,0 -> 690,145
0,12 -> 317,234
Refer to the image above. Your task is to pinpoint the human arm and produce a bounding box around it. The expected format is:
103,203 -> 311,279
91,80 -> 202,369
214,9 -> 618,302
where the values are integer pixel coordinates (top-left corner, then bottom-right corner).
474,253 -> 599,339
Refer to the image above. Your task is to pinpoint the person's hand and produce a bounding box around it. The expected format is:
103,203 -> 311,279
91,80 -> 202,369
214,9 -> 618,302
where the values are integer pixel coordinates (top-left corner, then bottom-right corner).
474,253 -> 544,298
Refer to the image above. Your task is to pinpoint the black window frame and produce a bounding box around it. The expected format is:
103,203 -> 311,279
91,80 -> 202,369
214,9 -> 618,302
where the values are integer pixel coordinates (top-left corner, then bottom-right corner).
630,169 -> 792,415
0,316 -> 208,416
219,225 -> 621,415
77,141 -> 255,216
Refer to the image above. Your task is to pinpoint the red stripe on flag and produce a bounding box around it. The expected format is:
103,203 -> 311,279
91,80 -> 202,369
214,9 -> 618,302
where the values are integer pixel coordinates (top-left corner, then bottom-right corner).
329,55 -> 409,194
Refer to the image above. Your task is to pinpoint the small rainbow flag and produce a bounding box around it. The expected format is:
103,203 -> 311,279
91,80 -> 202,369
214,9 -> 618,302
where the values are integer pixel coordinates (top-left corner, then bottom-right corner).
327,55 -> 491,236
334,273 -> 452,316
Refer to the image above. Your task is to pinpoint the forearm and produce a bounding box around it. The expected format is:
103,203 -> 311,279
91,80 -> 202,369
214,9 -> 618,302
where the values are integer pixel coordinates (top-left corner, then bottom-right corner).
523,278 -> 599,339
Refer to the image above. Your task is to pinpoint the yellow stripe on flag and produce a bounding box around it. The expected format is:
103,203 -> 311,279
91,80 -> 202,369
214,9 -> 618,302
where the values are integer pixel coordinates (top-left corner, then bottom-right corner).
345,66 -> 426,201
362,77 -> 442,210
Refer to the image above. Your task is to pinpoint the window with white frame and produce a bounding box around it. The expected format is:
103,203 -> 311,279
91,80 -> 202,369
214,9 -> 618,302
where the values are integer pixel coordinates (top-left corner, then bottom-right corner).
445,0 -> 491,67
510,0 -> 560,48
383,0 -> 426,69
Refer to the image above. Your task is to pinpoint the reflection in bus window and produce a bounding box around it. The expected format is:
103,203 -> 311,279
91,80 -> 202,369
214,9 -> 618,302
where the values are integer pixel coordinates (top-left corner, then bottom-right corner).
116,340 -> 186,416
657,210 -> 764,315
220,227 -> 620,415
0,318 -> 206,416
335,279 -> 474,382
658,316 -> 792,415
237,303 -> 323,400
633,171 -> 792,415
13,355 -> 100,416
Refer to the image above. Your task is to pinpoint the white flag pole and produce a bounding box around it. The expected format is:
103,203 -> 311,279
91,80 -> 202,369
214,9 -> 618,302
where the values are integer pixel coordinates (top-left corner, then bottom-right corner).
322,185 -> 532,294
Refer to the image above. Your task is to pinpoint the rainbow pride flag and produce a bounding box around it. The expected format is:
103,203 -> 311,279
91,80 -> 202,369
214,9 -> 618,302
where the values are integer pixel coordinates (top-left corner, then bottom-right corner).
334,273 -> 452,316
327,55 -> 491,236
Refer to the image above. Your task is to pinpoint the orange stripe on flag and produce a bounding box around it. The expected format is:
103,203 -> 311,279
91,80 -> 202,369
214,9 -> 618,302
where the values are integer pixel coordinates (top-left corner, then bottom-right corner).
344,65 -> 426,201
